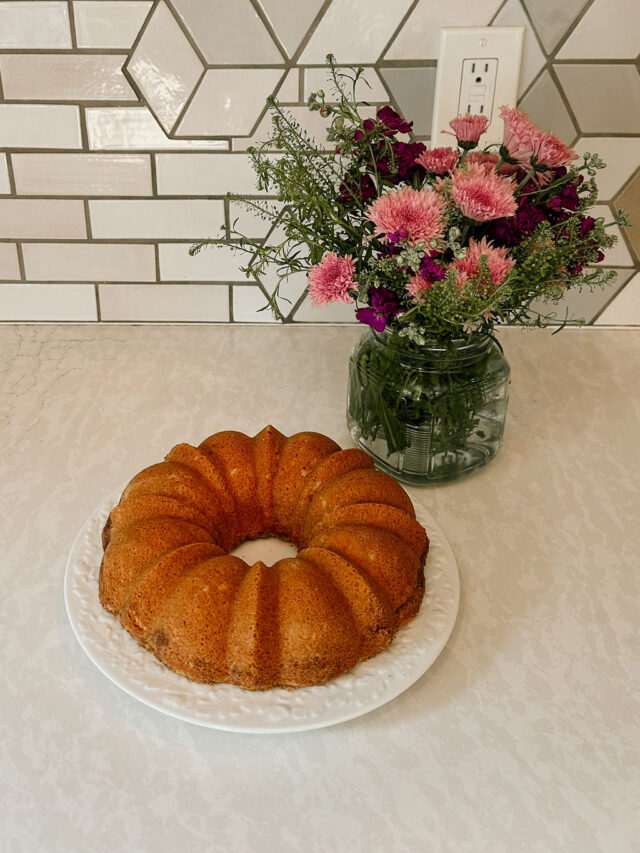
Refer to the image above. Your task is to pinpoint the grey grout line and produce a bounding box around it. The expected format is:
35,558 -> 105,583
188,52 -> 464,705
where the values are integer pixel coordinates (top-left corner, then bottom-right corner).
67,1 -> 78,50
154,243 -> 161,281
228,284 -> 233,322
78,105 -> 90,149
290,0 -> 333,64
379,0 -> 421,62
247,0 -> 289,63
94,283 -> 102,320
548,64 -> 583,139
162,0 -> 208,66
489,0 -> 511,26
378,59 -> 437,68
15,243 -> 26,282
169,66 -> 206,137
298,67 -> 305,103
590,271 -> 636,323
83,200 -> 92,238
4,153 -> 17,195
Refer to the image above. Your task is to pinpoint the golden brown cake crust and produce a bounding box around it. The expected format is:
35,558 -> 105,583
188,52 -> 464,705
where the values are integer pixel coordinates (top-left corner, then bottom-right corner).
99,426 -> 429,691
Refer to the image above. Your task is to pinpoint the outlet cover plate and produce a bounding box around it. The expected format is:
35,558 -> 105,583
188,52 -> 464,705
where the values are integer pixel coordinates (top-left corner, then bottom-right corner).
431,27 -> 524,148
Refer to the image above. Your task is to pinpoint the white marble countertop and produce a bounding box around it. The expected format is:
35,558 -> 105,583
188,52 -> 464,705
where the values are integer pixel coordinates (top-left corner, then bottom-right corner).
1,324 -> 639,852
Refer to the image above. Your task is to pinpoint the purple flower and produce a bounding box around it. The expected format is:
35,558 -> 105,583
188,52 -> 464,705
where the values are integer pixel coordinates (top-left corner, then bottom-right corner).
338,172 -> 376,206
353,118 -> 377,141
419,256 -> 447,282
489,199 -> 546,246
579,216 -> 596,237
356,286 -> 404,331
389,141 -> 426,182
548,183 -> 580,212
377,106 -> 413,135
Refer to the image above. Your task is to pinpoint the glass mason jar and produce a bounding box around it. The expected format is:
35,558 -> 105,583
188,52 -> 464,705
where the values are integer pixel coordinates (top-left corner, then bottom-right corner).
347,328 -> 510,485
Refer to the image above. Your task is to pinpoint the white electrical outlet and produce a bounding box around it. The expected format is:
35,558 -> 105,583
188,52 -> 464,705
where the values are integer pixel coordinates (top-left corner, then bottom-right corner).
431,27 -> 524,148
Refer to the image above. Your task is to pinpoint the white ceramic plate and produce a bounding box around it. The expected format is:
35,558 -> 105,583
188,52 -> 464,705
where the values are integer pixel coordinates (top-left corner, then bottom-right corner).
65,487 -> 460,733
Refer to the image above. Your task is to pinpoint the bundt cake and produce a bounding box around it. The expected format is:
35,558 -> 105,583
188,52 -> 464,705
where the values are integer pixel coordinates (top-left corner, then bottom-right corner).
99,426 -> 429,690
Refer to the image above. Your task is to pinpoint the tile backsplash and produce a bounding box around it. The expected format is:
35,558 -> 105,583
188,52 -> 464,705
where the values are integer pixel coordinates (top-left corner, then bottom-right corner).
0,0 -> 638,325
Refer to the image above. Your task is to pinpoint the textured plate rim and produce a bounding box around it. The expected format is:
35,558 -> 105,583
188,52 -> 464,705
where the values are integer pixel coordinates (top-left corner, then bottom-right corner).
64,486 -> 460,733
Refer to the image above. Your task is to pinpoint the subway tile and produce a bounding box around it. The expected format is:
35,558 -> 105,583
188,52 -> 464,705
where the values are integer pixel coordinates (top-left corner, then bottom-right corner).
0,105 -> 81,149
386,0 -> 503,60
176,69 -> 284,136
591,204 -> 634,266
74,1 -> 152,49
256,0 -> 325,58
0,200 -> 86,239
380,67 -> 437,137
233,106 -> 376,151
155,154 -> 267,196
518,71 -> 577,146
0,244 -> 21,281
557,0 -> 638,59
522,0 -> 589,54
127,1 -> 203,132
0,2 -> 71,49
614,171 -> 640,259
0,283 -> 96,321
98,283 -> 229,321
89,200 -> 225,239
595,273 -> 640,324
300,0 -> 413,63
573,138 -> 640,200
227,201 -> 285,238
159,243 -> 246,281
232,285 -> 278,323
0,156 -> 10,195
0,55 -> 136,101
304,68 -> 388,102
23,243 -> 156,282
86,108 -> 228,151
172,0 -> 281,64
493,0 -> 546,97
293,294 -> 357,323
257,266 -> 308,315
555,65 -> 640,134
12,154 -> 152,197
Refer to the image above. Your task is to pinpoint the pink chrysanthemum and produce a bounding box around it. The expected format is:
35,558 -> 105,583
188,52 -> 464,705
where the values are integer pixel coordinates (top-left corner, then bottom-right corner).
415,147 -> 459,175
500,106 -> 577,178
406,274 -> 431,301
453,237 -> 515,290
366,186 -> 446,247
449,113 -> 489,143
450,164 -> 517,222
307,253 -> 356,306
465,149 -> 518,178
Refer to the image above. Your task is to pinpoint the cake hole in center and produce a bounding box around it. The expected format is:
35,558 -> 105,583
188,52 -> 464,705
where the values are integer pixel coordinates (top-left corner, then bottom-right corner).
231,537 -> 297,564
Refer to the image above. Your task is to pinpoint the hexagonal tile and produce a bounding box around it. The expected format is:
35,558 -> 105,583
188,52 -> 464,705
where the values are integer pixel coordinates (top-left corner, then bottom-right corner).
614,169 -> 640,260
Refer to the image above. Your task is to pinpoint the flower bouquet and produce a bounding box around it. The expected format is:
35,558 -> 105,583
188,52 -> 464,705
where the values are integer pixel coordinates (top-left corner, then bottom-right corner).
192,58 -> 628,484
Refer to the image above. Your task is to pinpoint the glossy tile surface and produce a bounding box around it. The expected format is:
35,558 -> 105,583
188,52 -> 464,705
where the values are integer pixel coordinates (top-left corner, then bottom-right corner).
12,154 -> 152,197
493,0 -> 546,97
301,0 -> 414,63
159,243 -> 244,281
172,0 -> 282,64
127,1 -> 203,132
74,1 -> 152,49
0,155 -> 10,195
23,243 -> 156,282
380,67 -> 438,137
573,137 -> 640,200
0,283 -> 96,320
555,65 -> 640,134
98,283 -> 229,321
614,171 -> 640,259
85,108 -> 228,151
176,70 -> 283,136
518,71 -> 577,146
0,54 -> 136,101
155,154 -> 264,195
293,293 -> 358,323
591,204 -> 634,267
522,0 -> 589,53
0,1 -> 71,48
0,244 -> 21,281
256,0 -> 325,58
0,105 -> 81,149
596,273 -> 640,323
232,284 -> 278,322
0,200 -> 86,239
304,67 -> 388,102
557,0 -> 640,59
89,199 -> 224,239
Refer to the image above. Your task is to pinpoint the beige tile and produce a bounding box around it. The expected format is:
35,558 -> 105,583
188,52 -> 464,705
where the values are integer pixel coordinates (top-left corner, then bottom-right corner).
172,0 -> 281,64
275,69 -> 300,102
555,65 -> 640,134
89,200 -> 224,239
0,1 -> 71,48
0,283 -> 96,321
591,204 -> 634,266
98,283 -> 229,321
12,154 -> 152,197
380,67 -> 437,136
304,67 -> 388,102
227,201 -> 285,238
293,294 -> 357,323
86,108 -> 228,151
159,243 -> 246,281
257,266 -> 308,316
74,1 -> 152,49
233,105 -> 376,151
614,171 -> 640,259
518,71 -> 577,146
127,1 -> 203,132
386,0 -> 503,60
233,285 -> 278,322
0,200 -> 86,239
0,105 -> 81,149
0,244 -> 21,281
557,0 -> 639,59
573,138 -> 640,200
301,0 -> 413,63
0,156 -> 10,195
0,55 -> 136,101
176,69 -> 284,136
595,272 -> 640,324
256,0 -> 325,58
493,0 -> 546,97
522,0 -> 589,54
23,243 -> 156,282
155,154 -> 265,195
